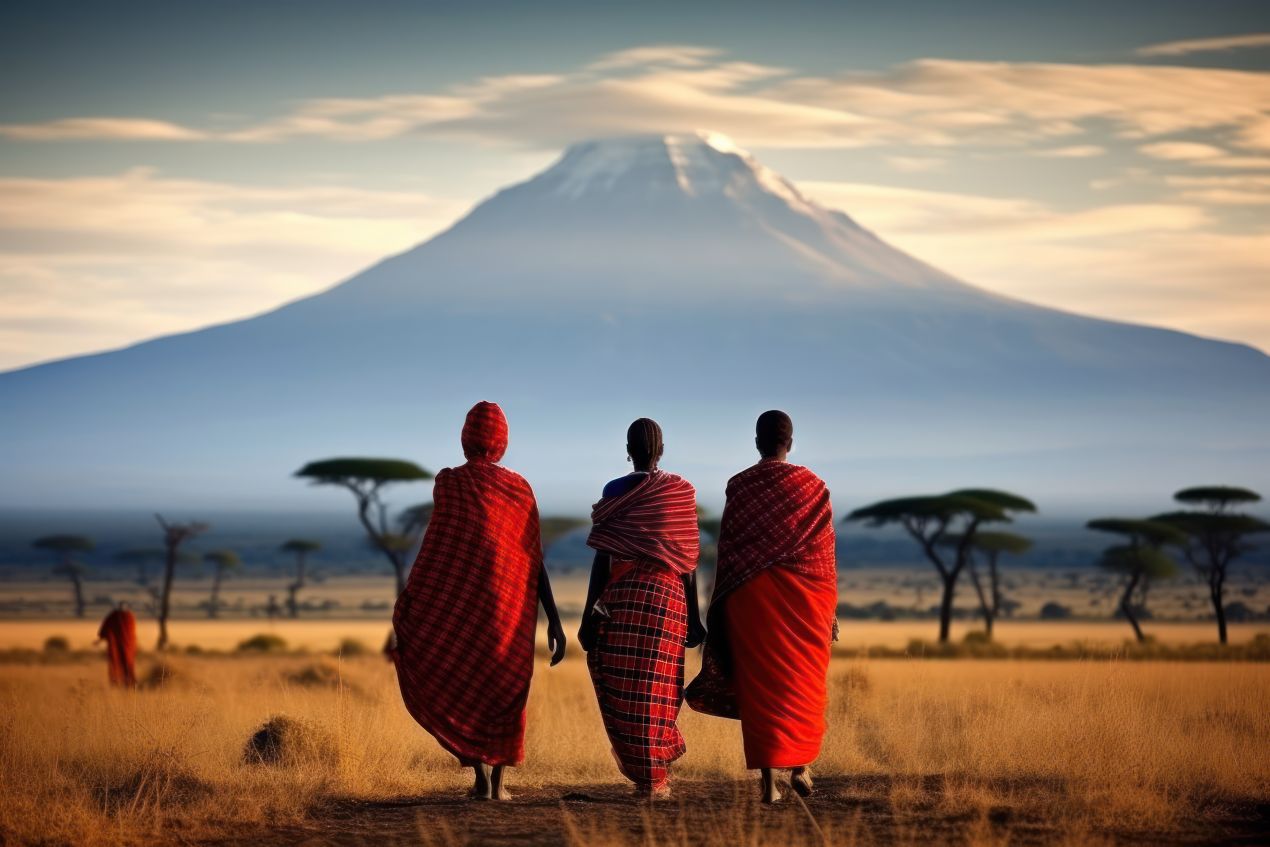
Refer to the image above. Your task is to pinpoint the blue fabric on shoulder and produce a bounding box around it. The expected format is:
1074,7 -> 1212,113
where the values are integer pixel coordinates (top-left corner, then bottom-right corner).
602,472 -> 649,498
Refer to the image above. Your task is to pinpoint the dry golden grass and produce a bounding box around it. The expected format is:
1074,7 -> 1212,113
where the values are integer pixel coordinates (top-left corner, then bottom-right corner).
3,617 -> 1267,653
0,654 -> 1267,846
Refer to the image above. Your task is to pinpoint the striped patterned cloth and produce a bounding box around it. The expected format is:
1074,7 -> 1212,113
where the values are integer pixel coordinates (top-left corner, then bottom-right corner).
392,402 -> 543,767
587,470 -> 700,575
586,469 -> 700,789
686,458 -> 837,720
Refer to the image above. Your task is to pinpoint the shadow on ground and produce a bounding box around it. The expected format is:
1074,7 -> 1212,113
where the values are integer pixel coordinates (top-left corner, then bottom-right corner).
200,776 -> 1270,847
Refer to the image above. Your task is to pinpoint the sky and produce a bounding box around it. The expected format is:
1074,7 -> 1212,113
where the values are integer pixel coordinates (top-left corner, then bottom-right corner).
2,0 -> 1269,370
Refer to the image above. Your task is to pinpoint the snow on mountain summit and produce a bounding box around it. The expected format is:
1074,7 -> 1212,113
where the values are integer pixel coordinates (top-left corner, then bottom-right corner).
544,131 -> 816,214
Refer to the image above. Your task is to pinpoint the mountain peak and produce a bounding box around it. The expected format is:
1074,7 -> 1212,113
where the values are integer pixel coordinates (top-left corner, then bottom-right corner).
542,130 -> 812,211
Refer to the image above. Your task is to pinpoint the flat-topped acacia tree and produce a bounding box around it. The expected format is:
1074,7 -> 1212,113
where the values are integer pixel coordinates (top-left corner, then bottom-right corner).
280,539 -> 321,618
1087,518 -> 1186,643
33,535 -> 94,618
942,529 -> 1033,639
1153,486 -> 1268,645
155,515 -> 208,650
294,458 -> 433,596
847,489 -> 1036,642
203,549 -> 241,619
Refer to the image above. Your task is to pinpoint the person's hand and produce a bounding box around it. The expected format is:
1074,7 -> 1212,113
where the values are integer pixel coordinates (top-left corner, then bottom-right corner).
685,619 -> 707,649
578,614 -> 598,653
547,618 -> 567,666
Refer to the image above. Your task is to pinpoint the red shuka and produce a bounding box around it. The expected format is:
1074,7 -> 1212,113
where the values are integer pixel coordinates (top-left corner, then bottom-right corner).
392,401 -> 543,767
98,608 -> 137,688
686,459 -> 837,768
586,470 -> 700,789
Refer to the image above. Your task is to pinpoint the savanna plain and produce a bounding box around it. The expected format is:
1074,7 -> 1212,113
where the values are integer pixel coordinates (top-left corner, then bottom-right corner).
1,631 -> 1268,847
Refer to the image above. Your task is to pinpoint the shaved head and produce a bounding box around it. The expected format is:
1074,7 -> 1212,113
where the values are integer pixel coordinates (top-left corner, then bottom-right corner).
756,410 -> 793,458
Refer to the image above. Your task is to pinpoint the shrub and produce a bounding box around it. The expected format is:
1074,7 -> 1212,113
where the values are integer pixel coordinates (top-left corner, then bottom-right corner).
236,633 -> 288,653
241,715 -> 337,767
335,638 -> 369,657
43,635 -> 71,652
1039,602 -> 1072,620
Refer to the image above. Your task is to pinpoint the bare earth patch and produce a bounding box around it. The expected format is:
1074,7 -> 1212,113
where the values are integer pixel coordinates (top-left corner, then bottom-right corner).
201,778 -> 1270,847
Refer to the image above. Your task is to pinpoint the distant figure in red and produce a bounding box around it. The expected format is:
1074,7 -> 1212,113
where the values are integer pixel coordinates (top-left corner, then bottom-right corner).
96,602 -> 137,688
392,401 -> 566,801
687,410 -> 838,803
580,418 -> 704,798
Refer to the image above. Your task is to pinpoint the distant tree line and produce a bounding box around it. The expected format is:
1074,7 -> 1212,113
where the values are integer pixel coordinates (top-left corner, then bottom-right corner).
28,461 -> 1267,651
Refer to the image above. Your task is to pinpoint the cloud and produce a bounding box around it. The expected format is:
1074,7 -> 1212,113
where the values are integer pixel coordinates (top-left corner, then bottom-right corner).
587,44 -> 722,71
1136,32 -> 1270,57
0,170 -> 464,369
884,156 -> 944,172
800,179 -> 1269,352
3,47 -> 1267,159
1033,145 -> 1106,158
1138,142 -> 1270,170
0,117 -> 207,141
1138,142 -> 1227,160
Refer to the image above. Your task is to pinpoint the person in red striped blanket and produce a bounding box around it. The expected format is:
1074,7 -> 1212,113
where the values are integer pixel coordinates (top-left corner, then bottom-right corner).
392,401 -> 567,801
580,418 -> 705,799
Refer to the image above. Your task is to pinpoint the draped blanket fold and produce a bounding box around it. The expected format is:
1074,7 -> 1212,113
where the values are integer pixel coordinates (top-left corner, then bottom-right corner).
586,470 -> 700,789
392,402 -> 542,767
686,459 -> 837,768
98,608 -> 137,688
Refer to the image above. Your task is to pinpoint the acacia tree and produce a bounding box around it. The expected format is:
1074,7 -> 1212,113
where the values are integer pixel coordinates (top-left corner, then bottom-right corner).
848,490 -> 1036,642
943,530 -> 1032,639
203,549 -> 241,619
280,539 -> 321,618
1153,486 -> 1268,645
294,458 -> 432,595
155,514 -> 208,650
1087,518 -> 1185,642
33,535 -> 93,618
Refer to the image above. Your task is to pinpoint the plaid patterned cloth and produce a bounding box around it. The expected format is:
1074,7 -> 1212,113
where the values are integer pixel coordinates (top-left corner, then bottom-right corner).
587,566 -> 688,790
586,469 -> 699,789
392,402 -> 543,767
686,458 -> 836,719
587,470 -> 700,575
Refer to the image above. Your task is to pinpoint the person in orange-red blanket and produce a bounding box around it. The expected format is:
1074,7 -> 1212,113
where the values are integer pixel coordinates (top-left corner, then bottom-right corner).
687,410 -> 838,804
392,401 -> 566,801
96,602 -> 138,688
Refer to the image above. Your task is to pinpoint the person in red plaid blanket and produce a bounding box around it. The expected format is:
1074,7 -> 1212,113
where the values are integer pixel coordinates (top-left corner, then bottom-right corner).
392,401 -> 567,801
686,410 -> 838,804
580,418 -> 705,799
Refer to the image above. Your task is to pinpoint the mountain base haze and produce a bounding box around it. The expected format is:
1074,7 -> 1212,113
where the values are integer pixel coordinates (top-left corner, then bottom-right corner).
2,132 -> 1267,513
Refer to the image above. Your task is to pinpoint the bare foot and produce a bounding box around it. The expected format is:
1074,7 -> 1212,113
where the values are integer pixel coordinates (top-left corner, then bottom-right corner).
791,766 -> 814,798
491,765 -> 513,801
760,768 -> 783,805
634,783 -> 672,801
469,763 -> 493,801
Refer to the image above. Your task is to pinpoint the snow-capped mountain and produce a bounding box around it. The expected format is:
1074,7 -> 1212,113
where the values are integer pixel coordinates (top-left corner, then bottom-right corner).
3,132 -> 1267,512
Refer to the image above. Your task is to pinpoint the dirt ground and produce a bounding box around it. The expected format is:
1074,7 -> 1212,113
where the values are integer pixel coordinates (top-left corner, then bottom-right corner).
200,777 -> 1270,847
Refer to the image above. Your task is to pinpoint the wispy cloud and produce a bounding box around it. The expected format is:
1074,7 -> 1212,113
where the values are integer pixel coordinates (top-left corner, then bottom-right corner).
802,179 -> 1269,350
1136,32 -> 1270,57
0,117 -> 207,141
3,48 -> 1267,158
0,170 -> 464,369
1033,145 -> 1106,158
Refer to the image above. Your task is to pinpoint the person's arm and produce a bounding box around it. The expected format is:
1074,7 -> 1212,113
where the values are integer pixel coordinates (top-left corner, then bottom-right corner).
538,563 -> 566,666
578,551 -> 611,652
683,572 -> 706,648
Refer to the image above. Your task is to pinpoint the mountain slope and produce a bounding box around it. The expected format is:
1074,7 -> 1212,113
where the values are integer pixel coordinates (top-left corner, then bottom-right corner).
3,132 -> 1268,511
